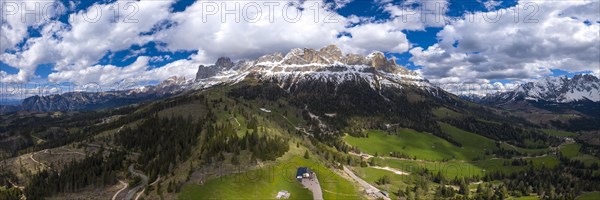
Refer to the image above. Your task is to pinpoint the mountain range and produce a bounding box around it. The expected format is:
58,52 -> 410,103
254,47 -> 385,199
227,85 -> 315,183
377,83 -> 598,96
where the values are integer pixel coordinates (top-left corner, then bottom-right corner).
473,74 -> 600,118
1,45 -> 433,113
2,45 -> 598,119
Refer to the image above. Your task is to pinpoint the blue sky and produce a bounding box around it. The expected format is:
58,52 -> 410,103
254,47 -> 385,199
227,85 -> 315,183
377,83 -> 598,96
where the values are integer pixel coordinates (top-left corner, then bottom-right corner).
1,0 -> 599,98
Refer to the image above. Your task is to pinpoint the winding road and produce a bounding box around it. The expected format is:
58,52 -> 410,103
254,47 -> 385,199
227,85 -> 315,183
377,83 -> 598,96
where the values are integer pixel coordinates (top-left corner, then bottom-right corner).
124,165 -> 149,200
111,180 -> 128,200
343,166 -> 390,200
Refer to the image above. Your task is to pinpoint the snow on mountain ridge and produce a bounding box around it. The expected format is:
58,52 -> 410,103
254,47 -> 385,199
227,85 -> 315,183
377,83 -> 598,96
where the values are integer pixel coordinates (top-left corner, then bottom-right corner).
486,74 -> 600,103
193,45 -> 429,90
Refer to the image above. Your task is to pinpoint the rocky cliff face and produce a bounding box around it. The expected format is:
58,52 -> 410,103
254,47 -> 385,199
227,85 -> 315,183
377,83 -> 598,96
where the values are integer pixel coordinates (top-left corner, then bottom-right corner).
196,57 -> 236,80
193,44 -> 426,90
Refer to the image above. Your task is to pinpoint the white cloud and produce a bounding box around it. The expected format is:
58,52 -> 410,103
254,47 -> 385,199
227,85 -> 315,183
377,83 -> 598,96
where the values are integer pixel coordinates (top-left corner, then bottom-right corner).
2,0 -> 419,85
382,0 -> 450,30
1,0 -> 175,82
338,22 -> 410,54
47,56 -> 151,85
437,81 -> 521,96
47,54 -> 203,87
411,0 -> 600,85
155,1 -> 357,62
478,0 -> 502,11
0,0 -> 64,53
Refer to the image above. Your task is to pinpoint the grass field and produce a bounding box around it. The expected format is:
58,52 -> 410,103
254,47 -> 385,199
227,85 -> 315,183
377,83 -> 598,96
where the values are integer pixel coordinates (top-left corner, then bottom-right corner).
440,122 -> 498,157
576,191 -> 600,200
560,144 -> 581,158
345,123 -> 552,162
500,143 -> 549,155
433,107 -> 463,119
345,129 -> 485,161
559,144 -> 600,166
351,167 -> 409,199
178,147 -> 362,200
508,196 -> 540,200
541,129 -> 578,137
379,156 -> 560,179
572,154 -> 600,166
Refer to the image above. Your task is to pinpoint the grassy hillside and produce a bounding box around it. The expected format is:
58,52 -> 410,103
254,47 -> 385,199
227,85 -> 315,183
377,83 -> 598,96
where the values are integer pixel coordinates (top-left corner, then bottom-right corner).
576,191 -> 600,200
179,146 -> 362,200
440,122 -> 498,158
379,156 -> 560,179
345,129 -> 478,161
560,144 -> 600,166
541,129 -> 578,137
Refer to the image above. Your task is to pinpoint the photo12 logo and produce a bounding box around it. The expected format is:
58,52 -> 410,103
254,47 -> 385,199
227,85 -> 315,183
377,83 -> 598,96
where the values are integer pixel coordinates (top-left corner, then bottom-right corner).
198,1 -> 339,23
0,0 -> 139,24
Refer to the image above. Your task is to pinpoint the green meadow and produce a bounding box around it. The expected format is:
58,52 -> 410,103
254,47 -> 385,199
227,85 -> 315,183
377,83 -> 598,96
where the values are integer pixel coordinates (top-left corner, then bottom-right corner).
561,144 -> 581,158
541,129 -> 578,137
379,155 -> 560,179
179,148 -> 362,200
351,167 -> 409,199
345,128 -> 485,161
560,144 -> 600,166
576,191 -> 600,200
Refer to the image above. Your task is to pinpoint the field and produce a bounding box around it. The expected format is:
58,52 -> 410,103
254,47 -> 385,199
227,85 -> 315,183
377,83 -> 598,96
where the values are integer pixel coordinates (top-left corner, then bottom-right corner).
576,192 -> 600,200
560,144 -> 600,166
344,122 -> 557,162
432,107 -> 463,119
351,167 -> 410,199
178,147 -> 362,200
345,129 -> 484,161
500,143 -> 549,155
379,156 -> 560,179
440,122 -> 498,157
560,144 -> 581,158
541,129 -> 578,137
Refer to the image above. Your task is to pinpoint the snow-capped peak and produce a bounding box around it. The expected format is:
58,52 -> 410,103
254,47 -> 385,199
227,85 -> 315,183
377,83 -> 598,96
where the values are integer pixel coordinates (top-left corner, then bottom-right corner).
484,74 -> 600,103
193,45 -> 429,90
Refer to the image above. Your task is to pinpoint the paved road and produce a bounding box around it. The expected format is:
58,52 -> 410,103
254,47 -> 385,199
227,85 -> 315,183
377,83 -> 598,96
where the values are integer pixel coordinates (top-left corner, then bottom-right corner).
343,166 -> 390,200
301,175 -> 323,200
111,180 -> 128,200
124,165 -> 148,200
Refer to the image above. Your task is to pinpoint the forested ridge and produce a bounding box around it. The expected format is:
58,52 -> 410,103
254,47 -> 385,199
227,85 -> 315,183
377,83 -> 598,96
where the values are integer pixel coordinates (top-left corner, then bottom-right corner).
23,150 -> 126,199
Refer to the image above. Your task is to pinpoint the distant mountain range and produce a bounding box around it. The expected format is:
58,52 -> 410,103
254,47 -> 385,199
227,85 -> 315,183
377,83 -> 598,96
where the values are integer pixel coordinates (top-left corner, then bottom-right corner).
0,77 -> 189,113
466,74 -> 600,117
480,74 -> 599,103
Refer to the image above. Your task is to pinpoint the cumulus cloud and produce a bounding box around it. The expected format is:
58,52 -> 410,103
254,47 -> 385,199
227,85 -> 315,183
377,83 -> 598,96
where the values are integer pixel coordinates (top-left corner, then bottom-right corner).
46,54 -> 204,87
0,0 -> 64,52
2,0 -> 417,85
381,0 -> 450,30
1,0 -> 175,82
155,0 -> 412,62
411,0 -> 600,84
4,0 -> 595,95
